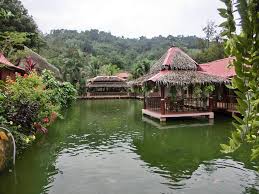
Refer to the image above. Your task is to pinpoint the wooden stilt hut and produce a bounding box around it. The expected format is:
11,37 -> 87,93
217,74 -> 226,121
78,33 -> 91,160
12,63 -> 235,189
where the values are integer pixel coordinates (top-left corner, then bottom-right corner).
85,76 -> 129,99
132,47 -> 229,122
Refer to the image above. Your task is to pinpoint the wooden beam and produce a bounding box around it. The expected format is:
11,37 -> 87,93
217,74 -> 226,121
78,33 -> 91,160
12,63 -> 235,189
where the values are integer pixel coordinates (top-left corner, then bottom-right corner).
160,85 -> 165,98
143,92 -> 146,109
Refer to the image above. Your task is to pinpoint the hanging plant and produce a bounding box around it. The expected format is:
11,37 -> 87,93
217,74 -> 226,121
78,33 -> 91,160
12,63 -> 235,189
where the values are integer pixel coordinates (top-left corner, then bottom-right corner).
142,83 -> 152,94
204,85 -> 215,97
193,85 -> 202,98
170,86 -> 177,101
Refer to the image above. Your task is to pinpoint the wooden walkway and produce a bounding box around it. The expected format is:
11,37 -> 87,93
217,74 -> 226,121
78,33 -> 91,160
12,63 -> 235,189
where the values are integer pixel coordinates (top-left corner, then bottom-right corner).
78,95 -> 144,100
142,109 -> 214,122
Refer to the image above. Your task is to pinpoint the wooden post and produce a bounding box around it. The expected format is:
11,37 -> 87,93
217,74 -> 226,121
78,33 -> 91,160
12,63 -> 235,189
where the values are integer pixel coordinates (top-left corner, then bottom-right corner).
161,99 -> 165,115
143,92 -> 146,109
209,97 -> 213,111
160,85 -> 165,115
161,85 -> 165,99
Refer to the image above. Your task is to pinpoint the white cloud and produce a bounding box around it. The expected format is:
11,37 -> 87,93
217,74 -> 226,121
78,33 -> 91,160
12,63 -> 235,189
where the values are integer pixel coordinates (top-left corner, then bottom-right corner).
21,0 -> 225,38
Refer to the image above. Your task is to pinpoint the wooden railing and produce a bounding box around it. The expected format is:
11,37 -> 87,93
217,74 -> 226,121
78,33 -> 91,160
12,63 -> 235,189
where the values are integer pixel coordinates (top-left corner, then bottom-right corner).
145,96 -> 161,111
211,95 -> 237,111
88,92 -> 129,96
145,97 -> 211,114
144,95 -> 238,114
165,97 -> 210,113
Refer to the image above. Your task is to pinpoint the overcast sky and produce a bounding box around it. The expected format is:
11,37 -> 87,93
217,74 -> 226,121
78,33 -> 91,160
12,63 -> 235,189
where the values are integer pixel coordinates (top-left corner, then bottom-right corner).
21,0 -> 224,38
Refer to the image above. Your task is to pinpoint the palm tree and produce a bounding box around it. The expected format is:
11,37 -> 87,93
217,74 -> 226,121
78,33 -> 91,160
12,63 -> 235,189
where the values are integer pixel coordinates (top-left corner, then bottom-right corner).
133,59 -> 150,78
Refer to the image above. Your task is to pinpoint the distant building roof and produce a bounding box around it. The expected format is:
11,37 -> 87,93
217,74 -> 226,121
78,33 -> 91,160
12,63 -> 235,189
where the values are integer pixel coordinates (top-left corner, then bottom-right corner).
199,57 -> 235,79
0,53 -> 25,72
116,72 -> 131,79
89,76 -> 126,82
86,76 -> 129,88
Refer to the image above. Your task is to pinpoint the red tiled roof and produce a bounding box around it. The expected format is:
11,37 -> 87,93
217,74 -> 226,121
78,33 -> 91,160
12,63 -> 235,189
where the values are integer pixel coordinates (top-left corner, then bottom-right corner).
0,53 -> 25,72
198,57 -> 236,79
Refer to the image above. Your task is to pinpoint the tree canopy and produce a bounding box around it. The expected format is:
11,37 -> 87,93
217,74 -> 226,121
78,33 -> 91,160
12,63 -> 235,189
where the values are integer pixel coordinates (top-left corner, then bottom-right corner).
0,0 -> 43,57
0,0 -> 38,33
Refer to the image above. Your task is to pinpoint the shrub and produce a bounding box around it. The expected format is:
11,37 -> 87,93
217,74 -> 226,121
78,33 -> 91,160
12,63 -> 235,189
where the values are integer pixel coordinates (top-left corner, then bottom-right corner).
0,71 -> 77,151
41,70 -> 77,108
3,72 -> 59,133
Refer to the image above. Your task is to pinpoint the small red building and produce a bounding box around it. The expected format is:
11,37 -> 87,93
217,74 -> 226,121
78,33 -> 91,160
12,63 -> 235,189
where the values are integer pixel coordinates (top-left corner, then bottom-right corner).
0,53 -> 25,81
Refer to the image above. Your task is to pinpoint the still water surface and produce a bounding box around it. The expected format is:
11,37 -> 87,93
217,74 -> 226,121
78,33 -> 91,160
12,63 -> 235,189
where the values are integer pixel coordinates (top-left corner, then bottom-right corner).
0,100 -> 259,194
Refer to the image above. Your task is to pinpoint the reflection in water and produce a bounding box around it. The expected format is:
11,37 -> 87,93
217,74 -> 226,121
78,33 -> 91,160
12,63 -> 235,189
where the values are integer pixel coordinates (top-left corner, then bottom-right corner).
142,115 -> 214,129
0,100 -> 258,194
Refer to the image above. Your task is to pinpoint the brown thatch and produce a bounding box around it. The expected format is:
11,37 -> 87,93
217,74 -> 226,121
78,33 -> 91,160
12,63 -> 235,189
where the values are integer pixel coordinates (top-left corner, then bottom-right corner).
150,52 -> 168,73
21,47 -> 62,79
86,76 -> 129,88
128,73 -> 156,87
130,47 -> 229,87
86,83 -> 128,88
149,71 -> 229,86
150,47 -> 197,73
88,76 -> 125,83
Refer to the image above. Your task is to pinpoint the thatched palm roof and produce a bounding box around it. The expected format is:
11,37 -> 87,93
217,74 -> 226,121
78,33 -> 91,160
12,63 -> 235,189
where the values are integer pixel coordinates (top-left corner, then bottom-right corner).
148,70 -> 229,86
21,47 -> 62,79
131,47 -> 229,87
150,47 -> 197,73
86,76 -> 129,88
89,76 -> 125,82
86,83 -> 128,88
128,73 -> 156,87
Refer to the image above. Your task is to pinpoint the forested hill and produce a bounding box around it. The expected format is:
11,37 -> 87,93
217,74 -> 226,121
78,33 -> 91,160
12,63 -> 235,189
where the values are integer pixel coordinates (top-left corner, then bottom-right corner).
0,0 -> 225,93
41,29 -> 224,77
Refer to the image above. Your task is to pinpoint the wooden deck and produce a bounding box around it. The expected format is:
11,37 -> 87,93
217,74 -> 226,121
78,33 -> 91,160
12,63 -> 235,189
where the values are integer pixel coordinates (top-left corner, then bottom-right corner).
79,95 -> 131,99
142,109 -> 214,122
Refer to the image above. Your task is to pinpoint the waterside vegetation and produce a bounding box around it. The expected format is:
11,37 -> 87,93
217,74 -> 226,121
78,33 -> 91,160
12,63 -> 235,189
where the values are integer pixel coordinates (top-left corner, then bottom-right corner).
0,70 -> 76,153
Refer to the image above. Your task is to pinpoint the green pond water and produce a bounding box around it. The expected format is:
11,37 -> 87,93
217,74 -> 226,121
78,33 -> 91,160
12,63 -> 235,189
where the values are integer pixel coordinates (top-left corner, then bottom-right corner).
0,100 -> 259,194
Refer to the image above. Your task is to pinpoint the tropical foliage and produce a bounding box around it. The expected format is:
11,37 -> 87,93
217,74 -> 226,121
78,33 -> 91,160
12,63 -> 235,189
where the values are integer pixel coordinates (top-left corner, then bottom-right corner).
41,70 -> 77,108
132,59 -> 151,79
0,0 -> 42,49
0,72 -> 76,150
99,64 -> 120,76
219,0 -> 259,159
41,28 -> 226,81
